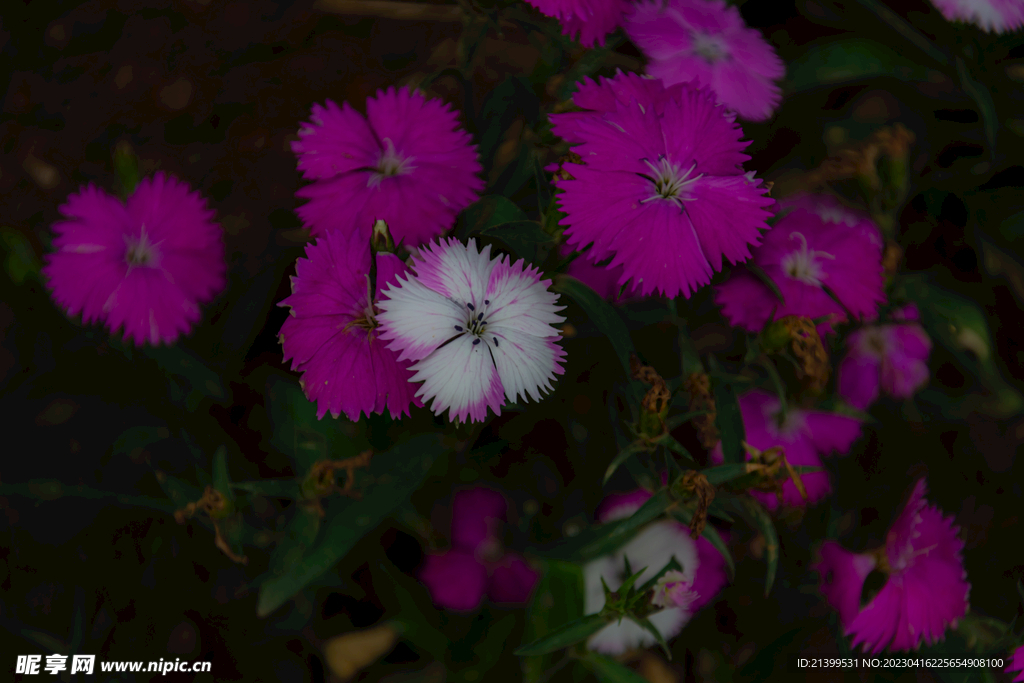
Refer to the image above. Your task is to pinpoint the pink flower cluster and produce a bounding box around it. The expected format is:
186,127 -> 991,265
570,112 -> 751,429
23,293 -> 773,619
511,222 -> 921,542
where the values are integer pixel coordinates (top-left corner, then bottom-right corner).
419,487 -> 539,611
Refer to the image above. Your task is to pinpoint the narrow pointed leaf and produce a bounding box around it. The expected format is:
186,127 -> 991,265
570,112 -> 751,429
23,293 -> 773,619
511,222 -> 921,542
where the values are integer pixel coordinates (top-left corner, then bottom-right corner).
232,479 -> 303,499
523,560 -> 586,682
670,508 -> 735,581
553,275 -> 636,379
631,616 -> 671,660
580,651 -> 650,683
604,442 -> 648,484
514,614 -> 609,656
257,434 -> 443,617
712,378 -> 745,464
719,496 -> 779,595
211,446 -> 234,504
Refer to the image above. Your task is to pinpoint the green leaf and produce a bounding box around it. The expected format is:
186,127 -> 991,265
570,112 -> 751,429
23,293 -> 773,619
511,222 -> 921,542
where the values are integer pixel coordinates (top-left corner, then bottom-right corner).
955,57 -> 998,157
787,38 -> 931,92
478,219 -> 552,264
377,562 -> 450,661
712,377 -> 745,464
211,446 -> 234,504
630,617 -> 671,660
669,508 -> 735,581
700,462 -> 751,486
269,506 -> 322,576
457,195 -> 529,240
545,488 -> 674,562
719,496 -> 779,596
256,434 -> 444,617
0,482 -> 176,514
265,374 -> 359,474
111,425 -> 168,457
604,442 -> 648,485
553,275 -> 636,379
523,560 -> 586,683
662,435 -> 699,467
232,479 -> 302,499
1,227 -> 42,284
514,614 -> 608,656
579,651 -> 649,683
142,345 -> 228,411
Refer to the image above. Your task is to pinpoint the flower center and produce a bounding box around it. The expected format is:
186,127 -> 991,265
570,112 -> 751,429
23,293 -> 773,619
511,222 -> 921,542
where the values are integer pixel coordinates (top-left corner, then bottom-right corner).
860,328 -> 888,357
344,275 -> 381,334
368,137 -> 415,189
780,232 -> 835,286
124,225 -> 160,269
452,299 -> 497,348
691,32 -> 727,63
639,156 -> 703,211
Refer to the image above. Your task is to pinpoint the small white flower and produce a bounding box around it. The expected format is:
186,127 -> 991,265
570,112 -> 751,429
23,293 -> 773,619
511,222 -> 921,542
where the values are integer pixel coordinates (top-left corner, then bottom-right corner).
377,238 -> 566,423
583,522 -> 699,655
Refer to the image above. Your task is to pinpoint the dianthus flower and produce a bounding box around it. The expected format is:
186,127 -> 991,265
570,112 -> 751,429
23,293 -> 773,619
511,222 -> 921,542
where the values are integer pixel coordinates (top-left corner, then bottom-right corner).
624,0 -> 784,121
292,87 -> 483,247
715,194 -> 885,335
524,0 -> 630,46
550,71 -> 678,145
838,304 -> 932,410
1007,645 -> 1024,682
419,487 -> 539,611
815,479 -> 970,653
552,79 -> 773,298
710,390 -> 862,509
931,0 -> 1024,32
583,489 -> 727,654
278,229 -> 419,421
376,238 -> 566,423
43,172 -> 225,346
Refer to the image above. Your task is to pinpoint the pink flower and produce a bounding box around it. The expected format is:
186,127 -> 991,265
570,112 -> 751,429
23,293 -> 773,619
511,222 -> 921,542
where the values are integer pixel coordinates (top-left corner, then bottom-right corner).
277,229 -> 420,421
815,479 -> 970,653
838,308 -> 932,410
624,0 -> 784,121
715,194 -> 885,335
524,0 -> 630,46
292,87 -> 483,247
1006,644 -> 1024,682
552,78 -> 773,299
419,487 -> 539,611
651,570 -> 700,610
930,0 -> 1024,33
710,390 -> 862,509
583,489 -> 728,654
43,173 -> 225,346
377,238 -> 566,424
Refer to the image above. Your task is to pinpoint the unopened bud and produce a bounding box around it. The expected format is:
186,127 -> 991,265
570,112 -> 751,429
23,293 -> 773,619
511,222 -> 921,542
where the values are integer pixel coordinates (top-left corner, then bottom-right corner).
371,218 -> 396,254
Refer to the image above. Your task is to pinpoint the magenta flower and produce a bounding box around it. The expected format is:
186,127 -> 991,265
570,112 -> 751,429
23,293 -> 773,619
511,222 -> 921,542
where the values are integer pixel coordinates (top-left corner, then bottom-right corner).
931,0 -> 1024,32
43,172 -> 225,346
277,228 -> 420,421
376,238 -> 566,423
583,488 -> 727,654
1006,645 -> 1024,682
715,194 -> 885,335
550,71 -> 679,145
710,390 -> 862,509
552,79 -> 773,299
419,487 -> 539,611
524,0 -> 630,46
624,0 -> 784,121
292,87 -> 483,247
838,306 -> 932,410
815,479 -> 970,654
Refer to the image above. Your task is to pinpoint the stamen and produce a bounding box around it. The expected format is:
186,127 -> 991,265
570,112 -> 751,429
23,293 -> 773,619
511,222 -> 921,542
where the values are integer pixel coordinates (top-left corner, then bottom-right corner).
467,302 -> 475,311
639,157 -> 703,211
454,325 -> 463,331
473,338 -> 480,346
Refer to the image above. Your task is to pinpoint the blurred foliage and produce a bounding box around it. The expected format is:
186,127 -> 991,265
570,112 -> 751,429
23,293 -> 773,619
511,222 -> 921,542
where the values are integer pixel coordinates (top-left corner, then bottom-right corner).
2,0 -> 1024,682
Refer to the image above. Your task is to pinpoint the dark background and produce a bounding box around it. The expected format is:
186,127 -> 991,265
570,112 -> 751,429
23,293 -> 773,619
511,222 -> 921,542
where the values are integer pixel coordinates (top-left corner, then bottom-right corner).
2,0 -> 1023,681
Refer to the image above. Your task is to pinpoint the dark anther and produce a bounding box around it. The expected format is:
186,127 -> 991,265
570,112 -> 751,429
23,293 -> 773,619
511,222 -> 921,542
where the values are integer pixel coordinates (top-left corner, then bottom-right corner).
493,337 -> 499,347
477,313 -> 484,321
484,299 -> 490,305
467,302 -> 475,311
473,338 -> 481,346
454,325 -> 463,331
